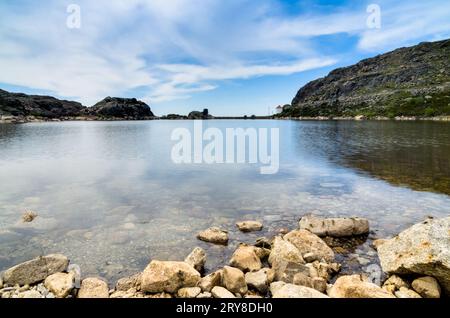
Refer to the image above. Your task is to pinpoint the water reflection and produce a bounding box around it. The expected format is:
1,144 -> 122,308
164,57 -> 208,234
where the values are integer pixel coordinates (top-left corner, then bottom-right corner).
0,120 -> 449,283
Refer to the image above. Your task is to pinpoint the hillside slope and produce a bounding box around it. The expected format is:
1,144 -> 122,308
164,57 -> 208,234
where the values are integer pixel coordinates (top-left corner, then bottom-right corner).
283,39 -> 450,118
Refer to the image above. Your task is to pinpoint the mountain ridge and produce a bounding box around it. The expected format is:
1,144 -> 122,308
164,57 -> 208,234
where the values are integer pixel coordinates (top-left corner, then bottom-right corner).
282,39 -> 450,118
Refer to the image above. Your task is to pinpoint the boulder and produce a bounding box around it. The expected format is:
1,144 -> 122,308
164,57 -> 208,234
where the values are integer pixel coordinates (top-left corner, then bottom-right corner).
245,268 -> 275,293
272,260 -> 311,283
395,287 -> 422,298
328,275 -> 395,298
284,229 -> 335,262
77,277 -> 109,298
211,286 -> 236,298
196,227 -> 229,245
89,97 -> 154,119
141,261 -> 201,294
222,266 -> 248,295
44,272 -> 74,298
2,254 -> 69,286
236,221 -> 263,232
271,283 -> 329,298
198,270 -> 222,292
411,277 -> 441,298
377,217 -> 450,294
184,247 -> 206,272
177,287 -> 202,298
229,245 -> 262,272
268,237 -> 304,266
299,215 -> 369,237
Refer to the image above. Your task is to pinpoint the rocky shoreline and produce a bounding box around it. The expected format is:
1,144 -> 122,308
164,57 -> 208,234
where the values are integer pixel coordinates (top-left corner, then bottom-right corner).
0,215 -> 448,299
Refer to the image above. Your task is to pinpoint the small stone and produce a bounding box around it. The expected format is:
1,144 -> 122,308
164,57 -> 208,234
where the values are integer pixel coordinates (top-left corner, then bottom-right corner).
141,261 -> 201,294
222,266 -> 248,295
395,287 -> 422,298
184,247 -> 206,272
44,272 -> 74,298
198,270 -> 222,292
272,283 -> 329,298
77,277 -> 109,298
382,275 -> 409,292
197,227 -> 229,245
284,229 -> 335,262
177,287 -> 202,298
328,275 -> 395,298
211,286 -> 236,298
411,277 -> 441,298
115,273 -> 141,292
236,221 -> 263,232
197,292 -> 212,298
245,268 -> 274,293
230,245 -> 262,272
18,290 -> 42,298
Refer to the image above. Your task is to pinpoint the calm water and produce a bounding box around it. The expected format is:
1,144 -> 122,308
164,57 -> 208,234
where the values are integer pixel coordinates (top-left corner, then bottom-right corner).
1,120 -> 449,283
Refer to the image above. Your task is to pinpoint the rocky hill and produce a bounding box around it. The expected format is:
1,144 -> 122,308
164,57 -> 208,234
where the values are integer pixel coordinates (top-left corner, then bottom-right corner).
89,97 -> 154,119
0,89 -> 84,118
0,90 -> 154,121
282,39 -> 450,118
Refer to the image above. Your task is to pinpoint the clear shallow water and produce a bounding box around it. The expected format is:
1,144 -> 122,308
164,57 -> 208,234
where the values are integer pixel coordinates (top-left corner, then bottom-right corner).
0,120 -> 449,283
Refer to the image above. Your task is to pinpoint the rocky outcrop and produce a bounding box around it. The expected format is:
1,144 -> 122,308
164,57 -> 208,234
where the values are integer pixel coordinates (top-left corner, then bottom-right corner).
88,97 -> 154,119
1,254 -> 69,286
140,261 -> 201,293
0,89 -> 155,121
284,39 -> 450,118
299,215 -> 369,237
0,89 -> 84,119
377,217 -> 450,294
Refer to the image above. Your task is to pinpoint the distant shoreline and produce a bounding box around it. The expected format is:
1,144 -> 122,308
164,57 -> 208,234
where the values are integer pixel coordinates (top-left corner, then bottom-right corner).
2,115 -> 450,124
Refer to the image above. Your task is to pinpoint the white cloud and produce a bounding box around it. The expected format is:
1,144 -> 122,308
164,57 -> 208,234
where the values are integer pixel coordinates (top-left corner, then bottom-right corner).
0,0 -> 448,105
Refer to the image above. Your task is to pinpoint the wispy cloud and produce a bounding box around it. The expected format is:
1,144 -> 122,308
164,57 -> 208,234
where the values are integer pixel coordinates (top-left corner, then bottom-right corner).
0,0 -> 449,106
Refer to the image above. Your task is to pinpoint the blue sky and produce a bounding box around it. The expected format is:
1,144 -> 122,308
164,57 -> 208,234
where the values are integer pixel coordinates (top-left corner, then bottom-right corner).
1,0 -> 449,116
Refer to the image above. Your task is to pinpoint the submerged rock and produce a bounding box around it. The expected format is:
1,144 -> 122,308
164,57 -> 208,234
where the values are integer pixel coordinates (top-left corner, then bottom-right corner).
377,217 -> 450,294
77,277 -> 109,298
140,261 -> 201,294
2,254 -> 69,286
284,229 -> 335,263
328,275 -> 395,298
196,227 -> 229,245
236,221 -> 263,232
230,245 -> 262,272
184,247 -> 206,272
299,215 -> 369,237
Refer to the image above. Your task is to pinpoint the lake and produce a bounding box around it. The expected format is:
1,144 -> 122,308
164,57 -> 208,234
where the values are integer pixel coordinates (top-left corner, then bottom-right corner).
1,120 -> 449,283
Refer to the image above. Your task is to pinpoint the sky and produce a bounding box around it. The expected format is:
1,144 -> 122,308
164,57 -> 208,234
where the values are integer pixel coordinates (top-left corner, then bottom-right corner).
0,0 -> 449,116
